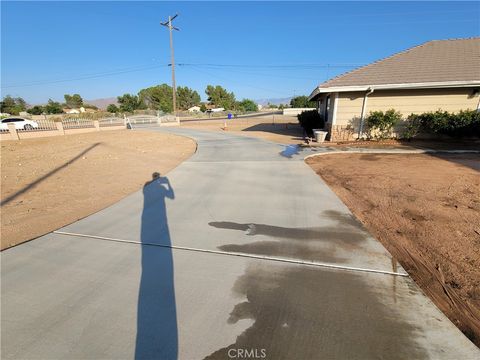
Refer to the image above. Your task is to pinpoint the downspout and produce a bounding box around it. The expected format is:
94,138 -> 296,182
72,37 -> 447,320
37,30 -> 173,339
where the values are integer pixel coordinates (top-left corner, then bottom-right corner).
358,88 -> 374,138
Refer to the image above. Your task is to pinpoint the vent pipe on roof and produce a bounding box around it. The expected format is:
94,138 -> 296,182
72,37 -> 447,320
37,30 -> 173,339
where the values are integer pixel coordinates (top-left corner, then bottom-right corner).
358,88 -> 374,138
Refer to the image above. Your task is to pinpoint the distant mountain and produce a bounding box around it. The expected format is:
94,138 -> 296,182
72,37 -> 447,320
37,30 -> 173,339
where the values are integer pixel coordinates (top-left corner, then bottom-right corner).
255,97 -> 292,106
84,97 -> 118,110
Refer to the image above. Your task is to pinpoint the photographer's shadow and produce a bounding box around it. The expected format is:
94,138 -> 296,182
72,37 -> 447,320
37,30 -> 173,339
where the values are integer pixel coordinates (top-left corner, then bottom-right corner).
135,172 -> 178,359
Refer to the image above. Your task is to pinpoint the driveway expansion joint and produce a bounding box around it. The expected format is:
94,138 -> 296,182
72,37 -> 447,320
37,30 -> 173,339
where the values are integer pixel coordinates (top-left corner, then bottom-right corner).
53,230 -> 409,277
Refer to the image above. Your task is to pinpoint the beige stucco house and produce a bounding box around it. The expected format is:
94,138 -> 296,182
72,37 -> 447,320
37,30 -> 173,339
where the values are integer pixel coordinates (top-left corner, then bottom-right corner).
309,38 -> 480,141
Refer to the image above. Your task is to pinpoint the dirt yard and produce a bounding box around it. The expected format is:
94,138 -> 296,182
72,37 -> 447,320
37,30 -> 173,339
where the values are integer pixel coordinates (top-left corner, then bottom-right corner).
182,115 -> 304,144
306,153 -> 480,345
0,130 -> 196,250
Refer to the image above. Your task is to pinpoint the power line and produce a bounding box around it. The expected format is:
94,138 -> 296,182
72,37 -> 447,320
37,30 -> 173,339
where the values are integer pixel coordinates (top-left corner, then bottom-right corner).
178,63 -> 362,69
1,63 -> 169,89
187,66 -> 292,96
186,65 -> 318,81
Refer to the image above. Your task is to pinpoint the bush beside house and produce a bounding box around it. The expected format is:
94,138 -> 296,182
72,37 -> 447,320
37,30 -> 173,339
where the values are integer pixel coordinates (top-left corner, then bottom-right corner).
297,110 -> 325,136
363,108 -> 479,140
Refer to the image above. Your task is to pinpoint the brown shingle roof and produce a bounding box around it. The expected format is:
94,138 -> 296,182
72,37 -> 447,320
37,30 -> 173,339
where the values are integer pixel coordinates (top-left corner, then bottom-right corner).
318,38 -> 480,88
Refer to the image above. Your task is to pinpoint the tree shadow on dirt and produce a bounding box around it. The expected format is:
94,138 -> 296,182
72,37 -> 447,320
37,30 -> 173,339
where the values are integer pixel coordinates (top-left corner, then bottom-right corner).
209,210 -> 369,263
0,142 -> 101,206
356,152 -> 479,172
241,122 -> 303,138
135,172 -> 177,359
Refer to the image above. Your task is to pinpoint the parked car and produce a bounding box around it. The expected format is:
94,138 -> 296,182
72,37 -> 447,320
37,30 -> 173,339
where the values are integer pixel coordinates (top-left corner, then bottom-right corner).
205,107 -> 225,113
0,117 -> 39,130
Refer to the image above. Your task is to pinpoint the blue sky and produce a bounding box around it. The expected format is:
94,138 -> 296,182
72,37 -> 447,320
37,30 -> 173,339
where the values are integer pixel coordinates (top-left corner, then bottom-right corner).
1,1 -> 479,104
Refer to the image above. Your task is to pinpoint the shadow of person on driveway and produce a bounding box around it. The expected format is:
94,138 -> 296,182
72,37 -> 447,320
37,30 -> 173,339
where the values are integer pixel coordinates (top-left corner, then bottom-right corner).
135,172 -> 177,360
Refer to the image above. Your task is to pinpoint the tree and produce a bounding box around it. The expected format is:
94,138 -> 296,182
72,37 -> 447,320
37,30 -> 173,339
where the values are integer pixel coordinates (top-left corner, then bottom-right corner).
205,85 -> 236,110
83,104 -> 98,110
177,86 -> 201,110
107,104 -> 119,113
236,99 -> 258,112
200,103 -> 207,112
290,95 -> 315,108
117,94 -> 145,113
138,84 -> 172,113
0,95 -> 27,115
64,94 -> 83,108
44,99 -> 63,114
27,105 -> 45,115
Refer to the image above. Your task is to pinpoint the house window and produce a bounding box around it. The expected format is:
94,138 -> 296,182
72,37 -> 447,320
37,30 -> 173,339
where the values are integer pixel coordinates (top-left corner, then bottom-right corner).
324,95 -> 330,122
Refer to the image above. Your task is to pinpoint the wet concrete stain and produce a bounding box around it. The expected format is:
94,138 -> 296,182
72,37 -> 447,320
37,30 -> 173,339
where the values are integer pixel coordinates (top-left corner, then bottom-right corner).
204,210 -> 425,359
204,264 -> 427,360
279,144 -> 302,158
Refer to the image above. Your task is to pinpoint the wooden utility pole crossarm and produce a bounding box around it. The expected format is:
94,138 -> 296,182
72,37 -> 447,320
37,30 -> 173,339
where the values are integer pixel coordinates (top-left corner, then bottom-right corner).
161,14 -> 180,118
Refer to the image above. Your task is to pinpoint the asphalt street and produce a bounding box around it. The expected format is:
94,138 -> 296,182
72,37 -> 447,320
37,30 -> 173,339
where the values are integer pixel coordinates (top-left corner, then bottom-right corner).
2,126 -> 479,359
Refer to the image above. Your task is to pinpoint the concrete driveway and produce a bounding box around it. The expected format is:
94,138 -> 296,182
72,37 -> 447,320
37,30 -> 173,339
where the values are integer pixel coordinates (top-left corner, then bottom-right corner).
2,126 -> 478,359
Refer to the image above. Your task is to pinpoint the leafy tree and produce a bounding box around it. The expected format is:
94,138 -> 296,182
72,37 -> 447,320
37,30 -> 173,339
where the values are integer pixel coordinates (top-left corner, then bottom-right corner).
83,104 -> 98,110
236,99 -> 258,112
138,84 -> 172,113
27,105 -> 45,115
177,86 -> 201,110
15,97 -> 27,111
44,99 -> 63,114
205,85 -> 236,110
0,95 -> 16,114
107,104 -> 119,113
0,95 -> 27,115
200,103 -> 207,112
290,95 -> 315,108
64,94 -> 83,108
117,94 -> 145,113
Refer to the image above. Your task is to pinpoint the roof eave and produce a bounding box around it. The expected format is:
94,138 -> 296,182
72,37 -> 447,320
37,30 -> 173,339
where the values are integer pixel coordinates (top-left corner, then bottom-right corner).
309,80 -> 480,100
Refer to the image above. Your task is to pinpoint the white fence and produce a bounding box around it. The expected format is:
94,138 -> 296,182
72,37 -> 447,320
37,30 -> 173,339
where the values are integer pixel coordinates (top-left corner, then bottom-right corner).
127,114 -> 178,125
18,118 -> 57,132
1,113 -> 180,140
98,117 -> 125,127
62,118 -> 96,129
283,108 -> 316,116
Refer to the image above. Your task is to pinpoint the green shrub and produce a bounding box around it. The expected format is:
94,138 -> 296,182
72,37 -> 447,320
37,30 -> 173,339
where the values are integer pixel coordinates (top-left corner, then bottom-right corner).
407,109 -> 480,138
297,110 -> 324,135
365,109 -> 401,139
402,114 -> 422,140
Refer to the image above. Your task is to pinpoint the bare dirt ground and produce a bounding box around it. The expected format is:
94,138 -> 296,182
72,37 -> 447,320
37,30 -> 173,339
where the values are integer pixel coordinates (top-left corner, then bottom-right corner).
182,115 -> 304,144
306,153 -> 480,346
0,130 -> 196,250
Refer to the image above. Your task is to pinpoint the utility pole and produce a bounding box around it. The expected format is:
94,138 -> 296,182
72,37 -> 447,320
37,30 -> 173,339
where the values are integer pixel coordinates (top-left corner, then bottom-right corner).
161,14 -> 179,117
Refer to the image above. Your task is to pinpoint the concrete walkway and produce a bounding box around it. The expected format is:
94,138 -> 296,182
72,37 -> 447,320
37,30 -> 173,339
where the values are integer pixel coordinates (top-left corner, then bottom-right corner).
2,126 -> 478,359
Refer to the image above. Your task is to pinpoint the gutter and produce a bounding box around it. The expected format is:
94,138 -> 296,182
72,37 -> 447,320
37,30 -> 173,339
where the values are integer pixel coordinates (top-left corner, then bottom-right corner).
358,88 -> 374,138
309,80 -> 480,100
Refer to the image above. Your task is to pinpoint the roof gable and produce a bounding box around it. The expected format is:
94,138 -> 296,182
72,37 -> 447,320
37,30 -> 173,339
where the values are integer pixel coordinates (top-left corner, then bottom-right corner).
318,38 -> 480,89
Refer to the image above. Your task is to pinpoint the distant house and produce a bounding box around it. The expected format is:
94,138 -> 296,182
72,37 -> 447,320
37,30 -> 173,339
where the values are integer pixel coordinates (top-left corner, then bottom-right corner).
309,37 -> 480,141
63,108 -> 80,114
188,106 -> 201,112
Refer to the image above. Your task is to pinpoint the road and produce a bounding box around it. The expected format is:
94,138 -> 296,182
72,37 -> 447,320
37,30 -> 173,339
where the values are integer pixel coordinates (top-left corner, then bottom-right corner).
2,126 -> 479,359
179,111 -> 282,123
